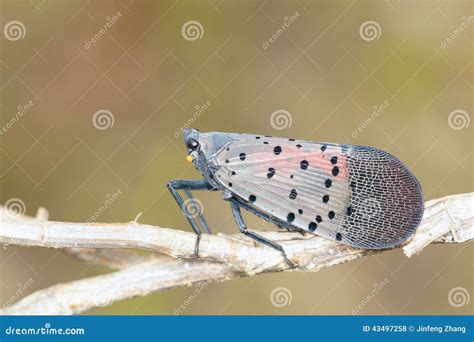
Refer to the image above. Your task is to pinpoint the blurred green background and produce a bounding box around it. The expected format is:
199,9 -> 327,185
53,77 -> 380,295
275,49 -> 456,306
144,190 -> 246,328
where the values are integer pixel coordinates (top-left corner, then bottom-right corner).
0,0 -> 472,315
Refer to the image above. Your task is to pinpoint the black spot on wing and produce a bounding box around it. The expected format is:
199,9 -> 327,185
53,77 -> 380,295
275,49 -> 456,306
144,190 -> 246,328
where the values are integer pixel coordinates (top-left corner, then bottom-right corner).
289,189 -> 298,200
249,195 -> 256,203
274,146 -> 282,155
239,153 -> 246,161
308,222 -> 317,231
300,160 -> 309,170
287,213 -> 295,223
267,168 -> 275,178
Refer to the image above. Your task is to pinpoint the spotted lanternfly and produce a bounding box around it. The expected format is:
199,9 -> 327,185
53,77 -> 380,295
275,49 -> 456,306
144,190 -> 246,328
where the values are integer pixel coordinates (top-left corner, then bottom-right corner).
168,129 -> 424,267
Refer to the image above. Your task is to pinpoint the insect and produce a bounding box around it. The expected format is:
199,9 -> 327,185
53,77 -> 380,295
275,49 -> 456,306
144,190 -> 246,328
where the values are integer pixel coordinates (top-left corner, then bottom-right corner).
168,129 -> 424,267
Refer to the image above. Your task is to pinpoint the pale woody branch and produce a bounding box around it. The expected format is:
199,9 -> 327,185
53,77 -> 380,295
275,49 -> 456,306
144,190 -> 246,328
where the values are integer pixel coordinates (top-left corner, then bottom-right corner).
0,192 -> 472,315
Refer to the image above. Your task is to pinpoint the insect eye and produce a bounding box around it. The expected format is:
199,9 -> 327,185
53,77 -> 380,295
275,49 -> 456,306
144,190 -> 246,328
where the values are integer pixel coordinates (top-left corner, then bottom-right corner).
187,139 -> 199,150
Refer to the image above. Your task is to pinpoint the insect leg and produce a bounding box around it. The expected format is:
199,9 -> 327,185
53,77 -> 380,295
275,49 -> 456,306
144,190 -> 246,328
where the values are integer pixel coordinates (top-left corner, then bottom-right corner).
230,200 -> 295,269
236,199 -> 305,235
167,179 -> 214,257
183,189 -> 211,234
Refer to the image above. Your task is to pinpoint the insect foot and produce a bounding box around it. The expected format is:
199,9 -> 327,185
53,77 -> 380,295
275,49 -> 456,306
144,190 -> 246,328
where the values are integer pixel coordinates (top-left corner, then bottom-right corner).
281,251 -> 296,269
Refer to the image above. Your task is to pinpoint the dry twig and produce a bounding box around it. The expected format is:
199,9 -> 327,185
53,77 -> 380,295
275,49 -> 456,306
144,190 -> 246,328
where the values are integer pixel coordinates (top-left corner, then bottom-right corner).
0,192 -> 472,315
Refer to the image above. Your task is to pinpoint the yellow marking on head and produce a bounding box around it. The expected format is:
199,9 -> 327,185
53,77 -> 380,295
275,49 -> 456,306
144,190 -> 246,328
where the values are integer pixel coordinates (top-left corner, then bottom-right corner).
186,155 -> 194,162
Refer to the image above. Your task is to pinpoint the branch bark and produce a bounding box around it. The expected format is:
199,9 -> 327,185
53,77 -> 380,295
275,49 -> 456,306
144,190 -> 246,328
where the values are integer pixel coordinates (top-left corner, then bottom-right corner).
0,192 -> 472,315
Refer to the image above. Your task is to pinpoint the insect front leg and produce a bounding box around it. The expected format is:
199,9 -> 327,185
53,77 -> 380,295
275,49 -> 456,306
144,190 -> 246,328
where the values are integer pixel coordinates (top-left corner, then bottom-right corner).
229,200 -> 295,269
183,189 -> 212,234
167,179 -> 214,257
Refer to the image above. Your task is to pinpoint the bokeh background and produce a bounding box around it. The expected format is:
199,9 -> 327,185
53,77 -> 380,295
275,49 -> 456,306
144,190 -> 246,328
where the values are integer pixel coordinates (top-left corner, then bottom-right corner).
0,0 -> 472,315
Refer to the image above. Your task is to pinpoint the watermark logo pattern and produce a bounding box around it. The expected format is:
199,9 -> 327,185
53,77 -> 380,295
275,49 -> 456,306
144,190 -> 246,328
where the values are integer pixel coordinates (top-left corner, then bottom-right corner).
448,109 -> 470,130
4,198 -> 26,219
448,287 -> 470,308
4,21 -> 26,41
270,287 -> 292,307
181,21 -> 204,41
92,109 -> 115,130
181,198 -> 204,219
359,21 -> 381,41
270,109 -> 293,130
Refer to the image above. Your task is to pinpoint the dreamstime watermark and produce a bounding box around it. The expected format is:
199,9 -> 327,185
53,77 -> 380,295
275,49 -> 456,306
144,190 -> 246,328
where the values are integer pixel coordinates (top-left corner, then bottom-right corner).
2,278 -> 34,308
92,109 -> 115,130
3,20 -> 26,41
181,198 -> 204,219
0,100 -> 34,136
270,109 -> 293,130
440,16 -> 474,49
5,323 -> 85,336
448,287 -> 470,308
173,100 -> 211,139
3,198 -> 26,219
448,109 -> 470,130
262,12 -> 300,49
270,287 -> 292,307
359,21 -> 381,41
352,100 -> 390,139
181,21 -> 203,41
352,278 -> 389,315
174,281 -> 210,314
84,12 -> 123,49
85,189 -> 122,222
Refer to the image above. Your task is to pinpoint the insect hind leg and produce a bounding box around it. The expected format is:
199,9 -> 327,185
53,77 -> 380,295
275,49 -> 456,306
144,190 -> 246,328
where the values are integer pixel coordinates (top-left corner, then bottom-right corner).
230,200 -> 295,269
236,199 -> 305,235
275,224 -> 307,236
